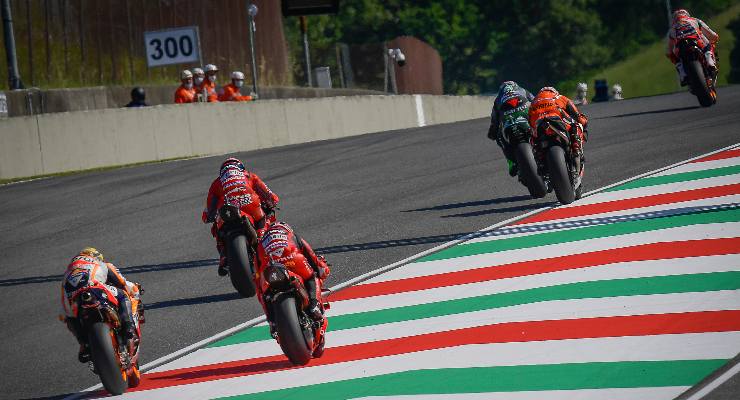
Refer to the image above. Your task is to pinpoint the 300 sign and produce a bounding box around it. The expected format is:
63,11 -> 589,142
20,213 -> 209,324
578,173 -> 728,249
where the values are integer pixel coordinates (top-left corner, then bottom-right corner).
144,27 -> 200,67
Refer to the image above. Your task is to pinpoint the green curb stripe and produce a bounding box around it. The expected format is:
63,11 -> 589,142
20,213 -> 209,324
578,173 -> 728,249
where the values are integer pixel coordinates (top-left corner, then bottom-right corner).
218,359 -> 727,400
606,165 -> 740,192
209,271 -> 740,347
417,207 -> 740,263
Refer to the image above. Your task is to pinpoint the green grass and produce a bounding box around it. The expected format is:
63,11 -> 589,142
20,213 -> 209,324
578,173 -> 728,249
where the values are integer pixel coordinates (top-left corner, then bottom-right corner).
585,3 -> 740,99
0,155 -> 197,185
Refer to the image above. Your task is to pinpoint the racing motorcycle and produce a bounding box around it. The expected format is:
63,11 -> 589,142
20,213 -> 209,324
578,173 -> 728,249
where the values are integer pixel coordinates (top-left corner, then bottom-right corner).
532,116 -> 585,205
216,202 -> 261,298
499,100 -> 547,198
258,261 -> 329,366
677,38 -> 717,107
74,283 -> 142,395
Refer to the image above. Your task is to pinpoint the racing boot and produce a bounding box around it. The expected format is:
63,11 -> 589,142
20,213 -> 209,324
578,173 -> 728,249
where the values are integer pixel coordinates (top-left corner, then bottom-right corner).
304,277 -> 324,321
507,159 -> 518,177
78,344 -> 91,363
676,62 -> 688,86
217,256 -> 228,276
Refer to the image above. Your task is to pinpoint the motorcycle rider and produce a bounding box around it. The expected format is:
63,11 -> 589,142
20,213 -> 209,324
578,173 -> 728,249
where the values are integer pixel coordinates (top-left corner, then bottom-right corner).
256,221 -> 331,331
219,71 -> 254,102
666,9 -> 719,86
487,81 -> 534,177
202,157 -> 280,276
528,87 -> 589,155
60,247 -> 142,363
174,69 -> 196,104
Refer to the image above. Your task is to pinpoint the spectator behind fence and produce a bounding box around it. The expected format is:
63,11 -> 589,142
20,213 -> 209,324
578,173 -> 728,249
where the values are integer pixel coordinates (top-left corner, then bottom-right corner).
219,71 -> 254,102
574,82 -> 588,105
175,70 -> 197,104
201,64 -> 220,102
612,84 -> 624,100
126,87 -> 148,107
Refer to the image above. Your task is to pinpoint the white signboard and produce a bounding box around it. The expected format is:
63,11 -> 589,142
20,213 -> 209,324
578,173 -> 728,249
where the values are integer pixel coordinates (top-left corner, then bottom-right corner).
144,27 -> 200,67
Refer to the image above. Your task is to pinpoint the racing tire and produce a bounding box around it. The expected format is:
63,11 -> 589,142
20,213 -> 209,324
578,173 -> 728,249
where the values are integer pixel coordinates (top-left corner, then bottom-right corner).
514,142 -> 547,198
275,296 -> 312,366
686,60 -> 713,107
546,146 -> 575,205
227,234 -> 256,298
89,322 -> 127,396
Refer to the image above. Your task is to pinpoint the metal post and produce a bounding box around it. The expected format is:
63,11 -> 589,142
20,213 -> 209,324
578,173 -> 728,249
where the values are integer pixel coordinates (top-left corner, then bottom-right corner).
665,0 -> 672,28
1,0 -> 23,89
383,44 -> 388,92
300,16 -> 312,87
247,1 -> 258,95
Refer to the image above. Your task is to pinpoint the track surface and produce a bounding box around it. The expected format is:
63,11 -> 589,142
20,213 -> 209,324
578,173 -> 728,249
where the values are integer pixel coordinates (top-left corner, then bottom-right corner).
1,87 -> 739,399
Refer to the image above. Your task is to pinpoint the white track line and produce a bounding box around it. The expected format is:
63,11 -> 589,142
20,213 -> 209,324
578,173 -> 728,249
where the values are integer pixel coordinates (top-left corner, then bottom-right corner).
64,142 -> 740,399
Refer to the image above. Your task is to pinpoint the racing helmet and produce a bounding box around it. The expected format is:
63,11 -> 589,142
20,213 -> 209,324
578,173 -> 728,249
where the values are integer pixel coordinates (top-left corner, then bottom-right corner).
498,80 -> 519,94
672,9 -> 690,21
79,247 -> 104,262
220,157 -> 245,173
540,86 -> 559,96
576,82 -> 587,93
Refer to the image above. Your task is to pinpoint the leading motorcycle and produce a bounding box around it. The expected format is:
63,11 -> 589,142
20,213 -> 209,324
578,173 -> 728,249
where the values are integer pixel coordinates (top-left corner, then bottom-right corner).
532,116 -> 586,205
258,261 -> 329,365
73,283 -> 142,395
678,38 -> 717,107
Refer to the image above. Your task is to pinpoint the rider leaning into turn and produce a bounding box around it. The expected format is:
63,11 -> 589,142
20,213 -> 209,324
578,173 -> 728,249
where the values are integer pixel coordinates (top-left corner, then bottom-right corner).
528,87 -> 589,155
255,221 -> 331,332
60,247 -> 142,363
487,81 -> 535,177
202,157 -> 280,276
666,9 -> 719,86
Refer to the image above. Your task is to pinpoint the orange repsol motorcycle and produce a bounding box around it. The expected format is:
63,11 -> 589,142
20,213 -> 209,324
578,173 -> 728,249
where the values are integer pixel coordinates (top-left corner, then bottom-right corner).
73,283 -> 142,395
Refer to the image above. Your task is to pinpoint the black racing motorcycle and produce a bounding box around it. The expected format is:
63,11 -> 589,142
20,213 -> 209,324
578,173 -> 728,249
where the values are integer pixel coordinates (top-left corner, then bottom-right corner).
501,117 -> 547,199
533,116 -> 585,205
678,38 -> 717,107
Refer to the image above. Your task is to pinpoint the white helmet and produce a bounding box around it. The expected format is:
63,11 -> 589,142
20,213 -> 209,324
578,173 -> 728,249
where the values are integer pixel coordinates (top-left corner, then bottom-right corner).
231,71 -> 245,80
576,82 -> 587,92
204,64 -> 218,73
192,67 -> 204,77
180,69 -> 193,80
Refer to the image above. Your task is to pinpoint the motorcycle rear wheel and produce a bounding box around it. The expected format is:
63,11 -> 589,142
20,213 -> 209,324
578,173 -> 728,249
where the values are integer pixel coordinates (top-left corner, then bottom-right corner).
227,234 -> 257,298
546,145 -> 576,205
89,322 -> 128,395
686,60 -> 713,107
514,142 -> 546,198
275,296 -> 313,366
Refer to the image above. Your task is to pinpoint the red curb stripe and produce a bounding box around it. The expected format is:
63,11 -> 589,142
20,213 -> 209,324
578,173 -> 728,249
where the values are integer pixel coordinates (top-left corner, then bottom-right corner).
132,310 -> 740,393
514,183 -> 740,226
691,149 -> 740,164
329,237 -> 740,302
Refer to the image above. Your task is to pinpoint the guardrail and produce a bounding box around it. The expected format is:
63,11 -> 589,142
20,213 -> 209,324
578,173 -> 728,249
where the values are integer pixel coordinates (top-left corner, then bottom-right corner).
0,95 -> 492,181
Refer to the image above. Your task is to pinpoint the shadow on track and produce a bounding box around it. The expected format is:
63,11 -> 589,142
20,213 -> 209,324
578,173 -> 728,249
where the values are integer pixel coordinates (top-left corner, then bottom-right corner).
147,358 -> 294,384
596,106 -> 700,119
0,259 -> 217,287
314,232 -> 477,254
146,292 -> 243,311
441,201 -> 551,218
402,195 -> 532,212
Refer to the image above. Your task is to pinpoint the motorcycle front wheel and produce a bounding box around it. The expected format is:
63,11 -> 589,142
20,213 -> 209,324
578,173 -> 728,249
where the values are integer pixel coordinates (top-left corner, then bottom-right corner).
546,145 -> 576,205
227,234 -> 257,298
275,296 -> 313,366
89,322 -> 128,395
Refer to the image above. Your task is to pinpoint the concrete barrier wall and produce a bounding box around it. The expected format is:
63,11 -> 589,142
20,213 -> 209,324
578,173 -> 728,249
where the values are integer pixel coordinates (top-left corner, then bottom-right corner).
0,95 -> 493,180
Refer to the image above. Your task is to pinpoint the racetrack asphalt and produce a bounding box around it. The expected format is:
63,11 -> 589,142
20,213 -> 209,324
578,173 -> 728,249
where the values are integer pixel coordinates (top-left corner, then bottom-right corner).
1,86 -> 739,399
